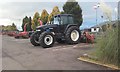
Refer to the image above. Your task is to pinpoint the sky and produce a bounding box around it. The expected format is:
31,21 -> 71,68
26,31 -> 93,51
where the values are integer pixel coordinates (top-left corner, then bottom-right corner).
0,0 -> 119,31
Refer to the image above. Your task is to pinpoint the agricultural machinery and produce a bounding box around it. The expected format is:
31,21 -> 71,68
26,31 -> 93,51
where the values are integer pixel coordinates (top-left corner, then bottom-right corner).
14,23 -> 29,39
30,14 -> 95,48
80,31 -> 95,43
30,14 -> 81,48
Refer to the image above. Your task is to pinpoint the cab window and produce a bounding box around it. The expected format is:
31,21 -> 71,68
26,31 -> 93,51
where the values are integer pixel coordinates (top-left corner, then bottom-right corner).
68,16 -> 74,24
61,16 -> 68,25
53,16 -> 60,25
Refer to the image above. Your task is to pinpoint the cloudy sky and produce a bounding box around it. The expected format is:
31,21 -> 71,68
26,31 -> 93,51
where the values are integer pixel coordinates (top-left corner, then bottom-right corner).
0,0 -> 119,30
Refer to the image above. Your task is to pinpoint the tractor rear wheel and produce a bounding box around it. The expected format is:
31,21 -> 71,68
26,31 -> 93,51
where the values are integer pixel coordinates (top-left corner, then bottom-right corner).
39,32 -> 55,48
65,26 -> 81,44
30,32 -> 40,46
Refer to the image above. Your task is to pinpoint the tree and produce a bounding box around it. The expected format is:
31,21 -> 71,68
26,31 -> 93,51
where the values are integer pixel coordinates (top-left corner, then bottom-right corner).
48,6 -> 60,22
40,9 -> 49,25
63,0 -> 83,26
26,17 -> 32,31
11,23 -> 17,31
3,23 -> 17,31
61,11 -> 64,14
22,16 -> 29,31
31,12 -> 40,30
22,16 -> 32,31
102,25 -> 107,32
48,14 -> 54,22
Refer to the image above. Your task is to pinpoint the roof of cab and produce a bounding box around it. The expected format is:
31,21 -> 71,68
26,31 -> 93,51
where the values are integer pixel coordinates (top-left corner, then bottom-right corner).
54,14 -> 73,17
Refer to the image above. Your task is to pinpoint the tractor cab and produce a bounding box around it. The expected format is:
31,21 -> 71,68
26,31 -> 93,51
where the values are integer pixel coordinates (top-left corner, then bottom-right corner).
52,14 -> 75,33
53,14 -> 74,25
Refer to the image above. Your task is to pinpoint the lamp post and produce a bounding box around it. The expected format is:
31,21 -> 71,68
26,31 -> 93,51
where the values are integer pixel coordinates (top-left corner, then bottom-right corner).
94,3 -> 100,26
93,3 -> 100,34
114,7 -> 118,20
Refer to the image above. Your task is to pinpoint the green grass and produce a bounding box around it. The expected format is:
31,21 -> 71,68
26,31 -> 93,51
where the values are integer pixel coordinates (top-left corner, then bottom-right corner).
93,27 -> 119,67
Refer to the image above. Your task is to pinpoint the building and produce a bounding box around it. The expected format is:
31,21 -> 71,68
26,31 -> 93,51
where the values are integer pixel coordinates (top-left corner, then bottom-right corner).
91,27 -> 100,33
90,21 -> 118,33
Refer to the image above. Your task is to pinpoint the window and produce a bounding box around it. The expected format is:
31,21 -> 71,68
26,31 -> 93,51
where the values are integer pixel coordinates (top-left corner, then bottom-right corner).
68,16 -> 74,24
53,17 -> 60,25
53,16 -> 60,25
61,16 -> 68,24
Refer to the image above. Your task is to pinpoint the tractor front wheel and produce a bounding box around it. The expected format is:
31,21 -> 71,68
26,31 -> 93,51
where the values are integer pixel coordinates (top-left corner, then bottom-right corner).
39,32 -> 55,48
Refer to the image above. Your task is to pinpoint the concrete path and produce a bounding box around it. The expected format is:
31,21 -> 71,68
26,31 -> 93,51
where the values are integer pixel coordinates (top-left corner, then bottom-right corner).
2,35 -> 110,70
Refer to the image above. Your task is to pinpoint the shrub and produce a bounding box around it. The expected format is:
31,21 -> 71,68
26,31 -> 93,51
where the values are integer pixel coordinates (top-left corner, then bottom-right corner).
94,26 -> 119,67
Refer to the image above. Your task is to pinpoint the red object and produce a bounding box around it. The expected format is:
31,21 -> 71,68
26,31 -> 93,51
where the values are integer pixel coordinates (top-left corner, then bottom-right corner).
38,19 -> 43,26
39,20 -> 43,26
82,31 -> 95,43
14,23 -> 29,38
7,31 -> 16,36
24,23 -> 27,32
90,34 -> 95,43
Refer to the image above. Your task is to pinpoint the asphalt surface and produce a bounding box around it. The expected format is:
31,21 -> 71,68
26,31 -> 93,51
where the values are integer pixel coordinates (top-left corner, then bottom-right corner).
2,35 -> 111,70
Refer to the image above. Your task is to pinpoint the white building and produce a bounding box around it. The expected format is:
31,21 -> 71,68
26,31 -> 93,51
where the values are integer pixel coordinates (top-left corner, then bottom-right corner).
91,27 -> 100,32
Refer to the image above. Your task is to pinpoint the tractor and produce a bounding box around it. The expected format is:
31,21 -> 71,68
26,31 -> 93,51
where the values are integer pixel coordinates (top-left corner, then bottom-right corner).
30,14 -> 81,48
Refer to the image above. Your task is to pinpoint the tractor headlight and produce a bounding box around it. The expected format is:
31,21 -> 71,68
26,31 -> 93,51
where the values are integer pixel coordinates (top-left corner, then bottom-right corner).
36,29 -> 41,31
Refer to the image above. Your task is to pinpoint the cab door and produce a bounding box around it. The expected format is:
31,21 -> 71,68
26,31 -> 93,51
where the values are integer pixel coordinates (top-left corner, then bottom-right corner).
59,16 -> 68,33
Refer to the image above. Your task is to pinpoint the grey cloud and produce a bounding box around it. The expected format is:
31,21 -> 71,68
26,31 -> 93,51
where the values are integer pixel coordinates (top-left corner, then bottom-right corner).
0,2 -> 64,19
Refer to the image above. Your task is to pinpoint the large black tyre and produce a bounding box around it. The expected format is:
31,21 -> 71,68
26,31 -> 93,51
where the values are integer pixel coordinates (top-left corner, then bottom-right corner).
39,32 -> 55,48
65,26 -> 81,44
30,32 -> 40,46
56,38 -> 65,44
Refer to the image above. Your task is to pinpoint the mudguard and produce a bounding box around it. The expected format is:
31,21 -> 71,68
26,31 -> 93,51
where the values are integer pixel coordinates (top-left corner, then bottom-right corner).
64,24 -> 79,34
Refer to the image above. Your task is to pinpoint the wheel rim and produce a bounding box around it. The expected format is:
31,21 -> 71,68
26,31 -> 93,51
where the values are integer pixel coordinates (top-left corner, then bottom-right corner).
44,35 -> 53,45
71,30 -> 79,41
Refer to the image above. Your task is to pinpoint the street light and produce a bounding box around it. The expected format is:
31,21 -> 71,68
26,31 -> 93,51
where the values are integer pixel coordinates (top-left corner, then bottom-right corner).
93,3 -> 101,33
114,7 -> 118,20
94,3 -> 100,26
